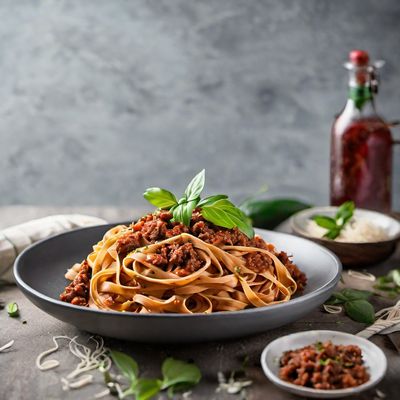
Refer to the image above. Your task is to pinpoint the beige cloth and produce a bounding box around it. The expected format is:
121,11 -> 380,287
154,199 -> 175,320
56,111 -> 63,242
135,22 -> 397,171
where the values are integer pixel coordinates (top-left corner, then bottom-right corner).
0,214 -> 106,283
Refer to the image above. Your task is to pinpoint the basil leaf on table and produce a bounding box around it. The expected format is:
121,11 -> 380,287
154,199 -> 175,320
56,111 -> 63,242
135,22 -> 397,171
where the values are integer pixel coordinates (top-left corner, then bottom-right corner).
325,289 -> 374,323
340,288 -> 372,301
143,188 -> 177,209
110,350 -> 139,382
184,169 -> 205,201
133,378 -> 162,400
161,357 -> 201,392
344,300 -> 375,324
7,302 -> 19,317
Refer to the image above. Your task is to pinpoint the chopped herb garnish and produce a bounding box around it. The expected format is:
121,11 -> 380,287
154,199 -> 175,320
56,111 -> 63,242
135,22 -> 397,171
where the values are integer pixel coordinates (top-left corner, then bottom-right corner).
318,358 -> 332,366
7,302 -> 19,318
234,266 -> 242,276
315,341 -> 324,352
143,170 -> 254,238
312,201 -> 355,240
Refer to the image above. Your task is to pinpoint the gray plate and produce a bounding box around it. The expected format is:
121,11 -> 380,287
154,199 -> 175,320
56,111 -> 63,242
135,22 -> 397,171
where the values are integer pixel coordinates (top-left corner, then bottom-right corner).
14,225 -> 341,343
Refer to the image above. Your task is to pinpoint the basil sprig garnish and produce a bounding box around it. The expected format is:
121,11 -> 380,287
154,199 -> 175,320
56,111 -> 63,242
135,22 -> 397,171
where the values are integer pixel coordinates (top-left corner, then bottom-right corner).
109,350 -> 201,400
325,288 -> 375,324
312,201 -> 355,240
143,170 -> 254,238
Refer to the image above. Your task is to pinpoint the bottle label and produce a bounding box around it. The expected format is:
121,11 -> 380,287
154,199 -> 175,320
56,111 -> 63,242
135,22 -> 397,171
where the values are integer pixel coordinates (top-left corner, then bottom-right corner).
349,86 -> 373,110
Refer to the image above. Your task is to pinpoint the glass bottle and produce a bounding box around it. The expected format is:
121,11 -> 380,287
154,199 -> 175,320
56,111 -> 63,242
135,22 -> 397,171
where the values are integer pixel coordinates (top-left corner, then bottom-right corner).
330,50 -> 393,212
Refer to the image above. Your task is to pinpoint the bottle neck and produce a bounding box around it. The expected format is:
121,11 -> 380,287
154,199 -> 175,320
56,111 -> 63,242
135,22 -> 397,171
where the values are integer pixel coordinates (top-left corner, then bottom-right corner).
348,85 -> 374,111
346,67 -> 376,113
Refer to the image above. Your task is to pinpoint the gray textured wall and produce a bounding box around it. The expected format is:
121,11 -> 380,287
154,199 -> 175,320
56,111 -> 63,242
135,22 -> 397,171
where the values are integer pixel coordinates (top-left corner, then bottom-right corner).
1,0 -> 399,209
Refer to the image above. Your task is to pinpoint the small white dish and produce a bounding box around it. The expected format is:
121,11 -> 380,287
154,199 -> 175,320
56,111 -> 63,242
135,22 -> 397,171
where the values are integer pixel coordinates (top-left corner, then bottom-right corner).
261,330 -> 387,398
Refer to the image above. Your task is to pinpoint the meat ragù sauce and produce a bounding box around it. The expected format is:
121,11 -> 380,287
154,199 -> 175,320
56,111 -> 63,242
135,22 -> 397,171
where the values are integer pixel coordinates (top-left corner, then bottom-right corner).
60,210 -> 307,306
279,341 -> 370,389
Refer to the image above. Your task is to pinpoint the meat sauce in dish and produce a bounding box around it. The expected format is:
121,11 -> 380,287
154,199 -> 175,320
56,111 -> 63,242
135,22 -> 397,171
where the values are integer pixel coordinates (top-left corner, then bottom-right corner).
279,341 -> 370,389
60,210 -> 307,307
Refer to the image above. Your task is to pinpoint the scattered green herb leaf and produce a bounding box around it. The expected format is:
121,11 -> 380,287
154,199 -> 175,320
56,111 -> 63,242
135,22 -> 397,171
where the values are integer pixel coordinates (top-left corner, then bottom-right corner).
7,302 -> 19,318
110,350 -> 139,383
132,378 -> 162,400
325,289 -> 374,324
110,351 -> 201,400
312,201 -> 355,240
161,357 -> 201,393
374,269 -> 400,297
344,299 -> 375,324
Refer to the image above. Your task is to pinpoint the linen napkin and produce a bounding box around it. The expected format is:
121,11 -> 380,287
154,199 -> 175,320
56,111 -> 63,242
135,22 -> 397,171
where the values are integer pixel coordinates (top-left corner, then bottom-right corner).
0,214 -> 106,283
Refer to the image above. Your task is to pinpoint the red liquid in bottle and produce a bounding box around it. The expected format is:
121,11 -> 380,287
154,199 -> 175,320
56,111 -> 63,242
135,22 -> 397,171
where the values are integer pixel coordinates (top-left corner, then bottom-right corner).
330,50 -> 393,212
330,117 -> 392,211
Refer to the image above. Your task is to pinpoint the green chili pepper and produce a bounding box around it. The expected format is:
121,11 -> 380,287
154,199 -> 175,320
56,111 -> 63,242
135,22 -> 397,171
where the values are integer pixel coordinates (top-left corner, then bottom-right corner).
240,198 -> 311,229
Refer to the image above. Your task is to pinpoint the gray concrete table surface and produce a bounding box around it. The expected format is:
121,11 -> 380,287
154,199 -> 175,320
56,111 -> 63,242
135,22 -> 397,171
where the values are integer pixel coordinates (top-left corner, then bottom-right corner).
0,207 -> 399,400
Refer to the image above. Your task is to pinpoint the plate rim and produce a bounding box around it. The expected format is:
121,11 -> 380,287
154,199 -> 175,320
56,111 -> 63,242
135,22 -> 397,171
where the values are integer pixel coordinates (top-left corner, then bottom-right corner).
260,329 -> 387,397
14,224 -> 342,319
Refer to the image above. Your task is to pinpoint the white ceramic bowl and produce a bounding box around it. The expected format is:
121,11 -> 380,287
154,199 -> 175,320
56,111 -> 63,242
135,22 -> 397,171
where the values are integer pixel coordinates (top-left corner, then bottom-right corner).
261,330 -> 387,398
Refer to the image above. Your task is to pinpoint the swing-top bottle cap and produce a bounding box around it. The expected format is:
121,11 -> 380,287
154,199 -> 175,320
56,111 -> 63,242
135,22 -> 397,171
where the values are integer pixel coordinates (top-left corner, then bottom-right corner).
349,50 -> 370,66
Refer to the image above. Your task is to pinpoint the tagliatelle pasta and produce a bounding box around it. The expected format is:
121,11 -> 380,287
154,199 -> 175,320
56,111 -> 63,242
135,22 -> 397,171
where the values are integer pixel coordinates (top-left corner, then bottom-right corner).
65,223 -> 299,313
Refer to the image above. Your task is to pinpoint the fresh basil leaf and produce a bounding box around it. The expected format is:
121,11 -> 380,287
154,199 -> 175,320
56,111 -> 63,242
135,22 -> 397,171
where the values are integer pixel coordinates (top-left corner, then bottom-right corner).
326,294 -> 346,305
344,299 -> 375,324
182,199 -> 198,226
184,169 -> 205,201
172,200 -> 196,227
7,302 -> 19,317
143,188 -> 178,209
341,288 -> 371,301
323,228 -> 341,240
134,378 -> 162,400
161,358 -> 201,390
110,350 -> 139,383
201,199 -> 254,238
312,215 -> 337,230
325,298 -> 342,305
335,201 -> 354,225
197,194 -> 228,207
